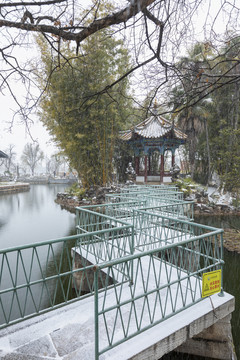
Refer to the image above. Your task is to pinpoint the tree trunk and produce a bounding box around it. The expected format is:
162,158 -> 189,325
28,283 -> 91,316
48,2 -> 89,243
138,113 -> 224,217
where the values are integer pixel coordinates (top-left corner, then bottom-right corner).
204,119 -> 211,185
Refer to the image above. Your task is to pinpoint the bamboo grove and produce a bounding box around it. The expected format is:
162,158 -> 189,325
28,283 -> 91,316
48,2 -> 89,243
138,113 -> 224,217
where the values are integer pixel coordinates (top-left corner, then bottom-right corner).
37,12 -> 132,188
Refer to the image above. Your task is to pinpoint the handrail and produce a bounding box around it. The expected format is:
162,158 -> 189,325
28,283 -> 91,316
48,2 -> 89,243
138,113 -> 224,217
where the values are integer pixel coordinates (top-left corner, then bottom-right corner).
93,229 -> 224,358
0,185 -> 224,360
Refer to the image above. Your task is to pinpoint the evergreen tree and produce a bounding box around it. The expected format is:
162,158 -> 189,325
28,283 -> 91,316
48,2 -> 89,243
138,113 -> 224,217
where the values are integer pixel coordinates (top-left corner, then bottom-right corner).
170,38 -> 240,191
169,42 -> 214,182
206,38 -> 240,192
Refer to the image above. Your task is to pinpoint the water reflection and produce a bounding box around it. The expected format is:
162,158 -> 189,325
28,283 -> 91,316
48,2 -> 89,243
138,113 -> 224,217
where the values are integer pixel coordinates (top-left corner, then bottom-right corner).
0,184 -> 76,248
0,184 -> 77,324
0,238 -> 77,324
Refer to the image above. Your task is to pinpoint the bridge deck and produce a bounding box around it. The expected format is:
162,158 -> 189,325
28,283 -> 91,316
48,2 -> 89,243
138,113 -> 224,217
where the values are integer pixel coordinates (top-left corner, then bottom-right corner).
0,292 -> 234,360
0,254 -> 234,360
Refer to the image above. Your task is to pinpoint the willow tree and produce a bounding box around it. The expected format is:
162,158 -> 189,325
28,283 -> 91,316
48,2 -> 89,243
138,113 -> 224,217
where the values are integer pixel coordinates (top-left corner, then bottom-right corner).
37,11 -> 132,187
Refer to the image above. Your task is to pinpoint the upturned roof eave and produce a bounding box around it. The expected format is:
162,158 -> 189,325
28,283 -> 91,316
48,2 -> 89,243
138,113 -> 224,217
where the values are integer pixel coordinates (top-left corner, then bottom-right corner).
119,115 -> 187,141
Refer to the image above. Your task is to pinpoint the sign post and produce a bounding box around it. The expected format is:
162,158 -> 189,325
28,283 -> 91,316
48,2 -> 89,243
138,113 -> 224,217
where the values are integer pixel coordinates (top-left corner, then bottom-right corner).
202,270 -> 222,298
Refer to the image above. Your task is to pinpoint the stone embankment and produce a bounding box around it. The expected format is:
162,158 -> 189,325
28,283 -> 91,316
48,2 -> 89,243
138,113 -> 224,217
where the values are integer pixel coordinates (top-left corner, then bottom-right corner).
222,229 -> 240,254
189,187 -> 240,253
55,185 -> 122,212
0,182 -> 30,194
193,188 -> 240,216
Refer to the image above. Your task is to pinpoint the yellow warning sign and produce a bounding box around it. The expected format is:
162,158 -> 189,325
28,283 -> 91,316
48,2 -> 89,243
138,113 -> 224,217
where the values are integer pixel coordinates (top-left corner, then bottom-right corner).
202,270 -> 221,298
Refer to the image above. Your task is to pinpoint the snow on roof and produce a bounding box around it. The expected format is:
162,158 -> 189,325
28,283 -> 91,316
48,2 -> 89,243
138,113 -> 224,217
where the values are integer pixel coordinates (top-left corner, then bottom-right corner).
119,114 -> 187,141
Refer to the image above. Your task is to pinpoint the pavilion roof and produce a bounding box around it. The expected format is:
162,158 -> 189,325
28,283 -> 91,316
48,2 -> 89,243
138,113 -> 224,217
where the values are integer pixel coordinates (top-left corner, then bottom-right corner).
119,114 -> 187,141
0,150 -> 8,158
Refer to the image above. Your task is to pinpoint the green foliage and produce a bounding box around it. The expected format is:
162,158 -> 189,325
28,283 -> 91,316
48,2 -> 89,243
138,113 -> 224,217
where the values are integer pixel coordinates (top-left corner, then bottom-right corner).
216,128 -> 240,192
114,139 -> 133,183
173,178 -> 198,197
37,5 -> 132,188
66,183 -> 86,200
170,37 -> 240,191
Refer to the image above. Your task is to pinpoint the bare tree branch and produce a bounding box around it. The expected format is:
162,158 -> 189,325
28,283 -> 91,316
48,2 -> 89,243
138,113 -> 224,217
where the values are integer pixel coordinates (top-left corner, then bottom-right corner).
0,0 -> 240,130
0,0 -> 66,8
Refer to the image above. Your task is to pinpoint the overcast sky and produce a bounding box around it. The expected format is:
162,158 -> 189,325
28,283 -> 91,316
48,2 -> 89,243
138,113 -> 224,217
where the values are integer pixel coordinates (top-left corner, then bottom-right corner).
0,0 -> 236,161
0,95 -> 57,160
0,40 -> 58,161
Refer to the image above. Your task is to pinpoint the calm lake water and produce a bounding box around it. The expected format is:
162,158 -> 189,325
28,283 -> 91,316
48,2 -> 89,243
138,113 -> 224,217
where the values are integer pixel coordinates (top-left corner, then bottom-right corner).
0,187 -> 239,358
0,184 -> 76,323
0,184 -> 76,248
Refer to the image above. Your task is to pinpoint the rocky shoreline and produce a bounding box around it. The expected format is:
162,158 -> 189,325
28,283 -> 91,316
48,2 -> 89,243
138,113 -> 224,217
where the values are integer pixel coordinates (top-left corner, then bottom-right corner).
55,185 -> 121,212
222,228 -> 240,254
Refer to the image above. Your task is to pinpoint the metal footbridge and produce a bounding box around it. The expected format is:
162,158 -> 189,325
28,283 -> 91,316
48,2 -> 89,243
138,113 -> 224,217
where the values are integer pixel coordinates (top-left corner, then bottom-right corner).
0,185 -> 235,359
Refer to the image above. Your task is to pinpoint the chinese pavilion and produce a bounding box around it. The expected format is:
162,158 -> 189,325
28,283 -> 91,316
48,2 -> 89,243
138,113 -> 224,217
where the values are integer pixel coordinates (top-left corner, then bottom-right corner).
119,109 -> 187,183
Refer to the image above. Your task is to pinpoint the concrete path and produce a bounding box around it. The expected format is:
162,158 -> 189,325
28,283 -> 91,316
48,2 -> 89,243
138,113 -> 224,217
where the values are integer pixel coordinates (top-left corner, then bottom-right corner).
0,288 -> 234,359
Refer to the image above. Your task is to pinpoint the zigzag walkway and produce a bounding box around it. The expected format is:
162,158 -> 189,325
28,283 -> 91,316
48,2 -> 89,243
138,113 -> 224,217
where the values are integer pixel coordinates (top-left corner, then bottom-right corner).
0,185 -> 236,359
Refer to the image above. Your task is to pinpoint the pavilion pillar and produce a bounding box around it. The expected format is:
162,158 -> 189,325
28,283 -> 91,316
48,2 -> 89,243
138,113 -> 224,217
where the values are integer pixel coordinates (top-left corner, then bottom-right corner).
144,155 -> 148,183
172,152 -> 175,167
148,155 -> 151,175
135,156 -> 140,176
160,153 -> 164,183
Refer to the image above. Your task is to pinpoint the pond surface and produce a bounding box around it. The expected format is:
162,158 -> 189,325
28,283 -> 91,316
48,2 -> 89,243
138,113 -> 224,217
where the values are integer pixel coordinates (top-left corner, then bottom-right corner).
0,184 -> 76,248
0,184 -> 76,323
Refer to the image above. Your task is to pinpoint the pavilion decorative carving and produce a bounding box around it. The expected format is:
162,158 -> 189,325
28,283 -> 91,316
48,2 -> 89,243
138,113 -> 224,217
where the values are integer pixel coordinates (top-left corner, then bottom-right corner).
119,110 -> 187,183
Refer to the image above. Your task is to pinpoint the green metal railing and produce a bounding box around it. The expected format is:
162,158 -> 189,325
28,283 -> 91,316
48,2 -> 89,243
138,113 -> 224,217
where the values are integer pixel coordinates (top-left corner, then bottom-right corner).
0,185 -> 225,360
77,199 -> 194,225
94,227 -> 224,359
0,213 -> 133,329
133,209 -> 208,250
105,190 -> 184,206
74,204 -> 224,359
76,199 -> 147,221
127,184 -> 178,191
105,191 -> 149,204
0,234 -> 91,328
140,200 -> 194,221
